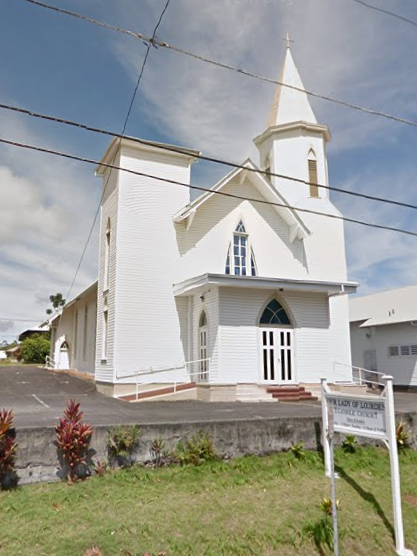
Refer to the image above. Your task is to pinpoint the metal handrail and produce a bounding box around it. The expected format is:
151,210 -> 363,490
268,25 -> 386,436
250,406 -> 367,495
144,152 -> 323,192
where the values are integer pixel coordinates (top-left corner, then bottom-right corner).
117,358 -> 212,401
333,361 -> 386,388
44,355 -> 56,369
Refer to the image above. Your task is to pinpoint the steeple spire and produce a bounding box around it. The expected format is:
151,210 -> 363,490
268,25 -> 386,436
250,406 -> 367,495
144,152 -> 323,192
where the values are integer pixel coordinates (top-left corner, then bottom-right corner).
267,45 -> 317,128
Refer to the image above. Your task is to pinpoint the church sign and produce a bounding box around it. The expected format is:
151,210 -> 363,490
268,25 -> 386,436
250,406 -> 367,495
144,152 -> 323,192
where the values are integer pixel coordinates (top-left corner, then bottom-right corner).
325,394 -> 386,438
321,377 -> 414,556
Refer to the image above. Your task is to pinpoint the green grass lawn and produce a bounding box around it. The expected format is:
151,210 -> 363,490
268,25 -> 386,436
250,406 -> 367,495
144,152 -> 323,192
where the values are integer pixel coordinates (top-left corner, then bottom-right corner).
1,448 -> 417,556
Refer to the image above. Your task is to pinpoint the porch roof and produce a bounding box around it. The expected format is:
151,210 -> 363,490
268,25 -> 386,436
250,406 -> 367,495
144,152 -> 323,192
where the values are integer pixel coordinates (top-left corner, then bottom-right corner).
173,273 -> 358,297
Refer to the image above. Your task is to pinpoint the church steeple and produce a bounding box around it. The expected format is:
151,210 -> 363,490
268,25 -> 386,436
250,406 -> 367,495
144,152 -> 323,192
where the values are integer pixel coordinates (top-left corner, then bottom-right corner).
267,45 -> 317,128
253,42 -> 331,207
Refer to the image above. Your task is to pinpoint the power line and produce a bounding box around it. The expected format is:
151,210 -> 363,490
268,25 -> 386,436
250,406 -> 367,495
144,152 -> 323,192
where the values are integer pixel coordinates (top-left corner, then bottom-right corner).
0,317 -> 41,323
1,135 -> 417,240
64,0 -> 173,303
14,0 -> 417,132
346,0 -> 417,28
121,0 -> 172,136
2,100 -> 417,213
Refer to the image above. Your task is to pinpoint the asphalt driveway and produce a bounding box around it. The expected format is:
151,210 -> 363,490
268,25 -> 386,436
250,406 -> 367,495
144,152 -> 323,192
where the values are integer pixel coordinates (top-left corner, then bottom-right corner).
0,366 -> 415,429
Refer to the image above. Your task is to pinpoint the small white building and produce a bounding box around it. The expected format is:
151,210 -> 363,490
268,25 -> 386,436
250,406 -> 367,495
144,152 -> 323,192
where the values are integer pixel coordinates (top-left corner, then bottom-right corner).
51,46 -> 357,401
350,285 -> 417,388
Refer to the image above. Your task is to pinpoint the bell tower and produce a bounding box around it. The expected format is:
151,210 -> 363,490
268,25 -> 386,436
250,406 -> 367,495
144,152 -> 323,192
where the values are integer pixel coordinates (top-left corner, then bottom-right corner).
254,40 -> 331,207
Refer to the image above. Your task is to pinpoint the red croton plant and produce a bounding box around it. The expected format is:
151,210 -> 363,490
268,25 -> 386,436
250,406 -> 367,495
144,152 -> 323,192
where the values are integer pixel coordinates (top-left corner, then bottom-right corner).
55,399 -> 93,484
0,409 -> 18,488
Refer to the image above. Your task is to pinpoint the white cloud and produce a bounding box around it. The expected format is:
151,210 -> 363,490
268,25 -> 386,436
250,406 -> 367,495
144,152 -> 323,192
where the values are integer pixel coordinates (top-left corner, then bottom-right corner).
0,112 -> 100,342
0,166 -> 70,243
109,0 -> 417,158
0,320 -> 14,333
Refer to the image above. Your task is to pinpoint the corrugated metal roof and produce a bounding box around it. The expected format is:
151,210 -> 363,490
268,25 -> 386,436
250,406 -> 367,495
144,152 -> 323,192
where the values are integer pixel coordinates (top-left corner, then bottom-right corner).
349,285 -> 417,326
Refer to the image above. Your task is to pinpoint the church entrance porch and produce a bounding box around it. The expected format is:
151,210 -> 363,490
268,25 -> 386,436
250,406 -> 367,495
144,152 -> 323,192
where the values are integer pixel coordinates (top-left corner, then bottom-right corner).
174,274 -> 357,401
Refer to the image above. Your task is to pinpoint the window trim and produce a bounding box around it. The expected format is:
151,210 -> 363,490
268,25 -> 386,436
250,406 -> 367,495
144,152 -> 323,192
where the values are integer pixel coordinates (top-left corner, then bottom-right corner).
104,218 -> 111,292
83,305 -> 88,361
225,219 -> 257,277
259,299 -> 292,328
308,149 -> 319,198
102,296 -> 109,362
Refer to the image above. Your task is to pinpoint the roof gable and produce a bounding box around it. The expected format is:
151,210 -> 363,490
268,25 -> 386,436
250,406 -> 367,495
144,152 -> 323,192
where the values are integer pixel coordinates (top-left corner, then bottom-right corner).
173,160 -> 310,242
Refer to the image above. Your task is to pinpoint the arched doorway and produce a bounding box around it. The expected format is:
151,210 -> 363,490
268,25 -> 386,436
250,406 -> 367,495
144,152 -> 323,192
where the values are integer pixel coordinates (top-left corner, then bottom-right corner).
198,311 -> 208,381
56,338 -> 70,369
259,299 -> 294,384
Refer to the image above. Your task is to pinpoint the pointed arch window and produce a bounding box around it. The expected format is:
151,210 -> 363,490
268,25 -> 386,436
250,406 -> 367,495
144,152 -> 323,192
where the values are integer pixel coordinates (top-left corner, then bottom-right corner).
225,220 -> 257,276
308,150 -> 319,198
260,300 -> 291,326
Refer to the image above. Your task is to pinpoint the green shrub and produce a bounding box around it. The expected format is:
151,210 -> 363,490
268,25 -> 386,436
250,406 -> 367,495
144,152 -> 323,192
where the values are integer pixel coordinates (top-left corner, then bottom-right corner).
108,425 -> 141,468
150,437 -> 167,467
396,421 -> 411,451
290,441 -> 305,460
174,431 -> 218,465
320,497 -> 341,517
341,434 -> 358,454
21,334 -> 50,363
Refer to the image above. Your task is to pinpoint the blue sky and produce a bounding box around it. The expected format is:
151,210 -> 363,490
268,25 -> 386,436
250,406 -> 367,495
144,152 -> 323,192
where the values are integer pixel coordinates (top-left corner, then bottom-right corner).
1,0 -> 417,342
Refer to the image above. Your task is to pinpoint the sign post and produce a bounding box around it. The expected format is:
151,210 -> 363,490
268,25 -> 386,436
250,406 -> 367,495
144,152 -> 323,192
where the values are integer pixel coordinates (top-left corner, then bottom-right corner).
321,375 -> 414,556
327,403 -> 339,556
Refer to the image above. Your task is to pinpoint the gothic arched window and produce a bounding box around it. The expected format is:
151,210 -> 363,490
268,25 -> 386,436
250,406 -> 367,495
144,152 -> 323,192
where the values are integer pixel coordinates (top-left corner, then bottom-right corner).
225,220 -> 257,276
260,300 -> 291,326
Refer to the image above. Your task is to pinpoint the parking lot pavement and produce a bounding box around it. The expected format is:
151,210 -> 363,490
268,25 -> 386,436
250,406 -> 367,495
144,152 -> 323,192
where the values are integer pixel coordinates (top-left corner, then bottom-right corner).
0,366 -> 415,429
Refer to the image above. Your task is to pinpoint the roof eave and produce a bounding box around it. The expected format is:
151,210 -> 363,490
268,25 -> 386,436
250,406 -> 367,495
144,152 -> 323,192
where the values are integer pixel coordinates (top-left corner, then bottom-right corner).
254,121 -> 331,147
174,273 -> 358,297
96,137 -> 200,176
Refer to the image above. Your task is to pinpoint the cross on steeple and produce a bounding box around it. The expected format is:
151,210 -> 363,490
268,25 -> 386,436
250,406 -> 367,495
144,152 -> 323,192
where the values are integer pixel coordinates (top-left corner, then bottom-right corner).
281,33 -> 294,49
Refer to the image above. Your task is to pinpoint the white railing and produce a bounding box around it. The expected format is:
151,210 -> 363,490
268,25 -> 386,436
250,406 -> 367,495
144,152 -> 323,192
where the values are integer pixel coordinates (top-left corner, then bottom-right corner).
44,355 -> 56,369
116,358 -> 211,401
333,361 -> 386,389
185,358 -> 210,383
352,366 -> 386,389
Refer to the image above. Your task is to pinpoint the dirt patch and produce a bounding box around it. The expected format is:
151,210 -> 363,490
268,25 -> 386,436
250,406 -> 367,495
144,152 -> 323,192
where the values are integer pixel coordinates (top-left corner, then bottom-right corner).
404,494 -> 417,509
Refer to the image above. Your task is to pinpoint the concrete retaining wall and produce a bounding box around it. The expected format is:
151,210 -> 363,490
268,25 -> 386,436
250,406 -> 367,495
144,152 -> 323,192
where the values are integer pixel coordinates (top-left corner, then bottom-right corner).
14,412 -> 417,485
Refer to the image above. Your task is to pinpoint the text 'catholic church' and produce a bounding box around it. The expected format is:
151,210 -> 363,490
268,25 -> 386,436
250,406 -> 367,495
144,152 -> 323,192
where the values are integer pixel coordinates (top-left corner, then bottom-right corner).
50,46 -> 358,402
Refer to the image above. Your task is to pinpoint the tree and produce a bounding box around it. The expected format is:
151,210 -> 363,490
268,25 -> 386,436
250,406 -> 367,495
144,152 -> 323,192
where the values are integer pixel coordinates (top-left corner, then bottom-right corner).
46,293 -> 66,316
21,334 -> 50,363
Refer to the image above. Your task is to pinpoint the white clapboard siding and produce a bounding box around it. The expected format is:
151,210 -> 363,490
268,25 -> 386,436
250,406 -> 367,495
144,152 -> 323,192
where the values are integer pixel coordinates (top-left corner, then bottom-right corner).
327,294 -> 352,382
257,129 -> 330,207
111,148 -> 192,382
218,288 -> 335,384
96,168 -> 119,383
51,284 -> 97,373
175,177 -> 307,283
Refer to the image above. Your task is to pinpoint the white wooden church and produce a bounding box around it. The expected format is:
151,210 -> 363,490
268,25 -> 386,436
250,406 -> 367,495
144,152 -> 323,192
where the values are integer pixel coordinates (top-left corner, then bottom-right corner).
50,46 -> 357,401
